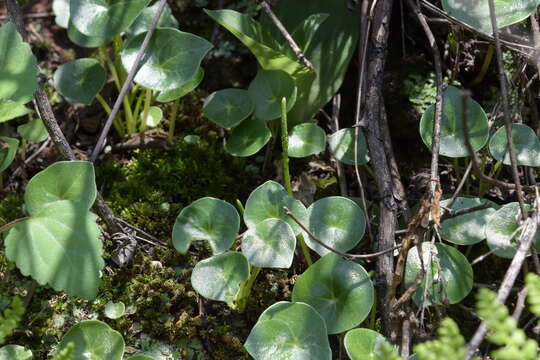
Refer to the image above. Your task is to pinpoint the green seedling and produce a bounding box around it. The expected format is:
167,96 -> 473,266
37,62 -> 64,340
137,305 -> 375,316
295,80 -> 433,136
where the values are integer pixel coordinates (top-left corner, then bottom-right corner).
405,242 -> 473,307
486,202 -> 540,259
420,85 -> 489,158
439,197 -> 498,245
328,128 -> 370,165
292,253 -> 374,334
489,123 -> 540,167
304,196 -> 366,256
344,328 -> 394,360
442,0 -> 540,34
1,161 -> 103,300
244,302 -> 332,360
103,301 -> 126,319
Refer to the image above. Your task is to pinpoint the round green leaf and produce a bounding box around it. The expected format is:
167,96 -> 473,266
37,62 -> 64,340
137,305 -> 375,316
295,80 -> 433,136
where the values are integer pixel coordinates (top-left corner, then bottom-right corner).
69,0 -> 151,37
121,28 -> 212,92
288,123 -> 326,158
442,0 -> 540,34
5,201 -> 103,299
486,202 -> 540,258
104,301 -> 125,319
241,218 -> 296,268
203,88 -> 254,129
0,100 -> 32,123
328,128 -> 369,165
292,253 -> 374,334
125,1 -> 178,39
67,22 -> 112,48
145,106 -> 163,127
191,251 -> 249,302
404,242 -> 473,307
0,345 -> 32,360
225,119 -> 271,157
0,22 -> 38,104
440,197 -> 497,245
245,301 -> 332,360
244,180 -> 308,235
0,136 -> 19,173
488,124 -> 540,167
58,320 -> 124,359
53,0 -> 70,28
172,197 -> 240,255
248,69 -> 297,121
304,196 -> 366,256
17,117 -> 49,143
54,59 -> 107,105
24,161 -> 97,215
155,68 -> 204,103
344,329 -> 393,360
420,85 -> 489,158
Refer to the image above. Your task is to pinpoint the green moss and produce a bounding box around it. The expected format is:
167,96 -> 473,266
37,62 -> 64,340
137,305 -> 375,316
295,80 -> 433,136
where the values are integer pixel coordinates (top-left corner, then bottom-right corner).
0,194 -> 24,224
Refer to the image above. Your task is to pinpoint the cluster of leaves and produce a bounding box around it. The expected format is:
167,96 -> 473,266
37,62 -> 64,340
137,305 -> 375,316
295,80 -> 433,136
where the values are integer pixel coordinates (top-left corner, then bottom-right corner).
0,297 -> 24,345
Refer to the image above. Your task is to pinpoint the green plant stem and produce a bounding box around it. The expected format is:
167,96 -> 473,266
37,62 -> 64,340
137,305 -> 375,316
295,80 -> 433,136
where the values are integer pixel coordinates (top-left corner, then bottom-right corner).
280,97 -> 313,266
235,199 -> 245,216
96,94 -> 125,135
132,89 -> 145,122
168,98 -> 181,144
454,157 -> 462,183
20,138 -> 26,161
471,45 -> 494,86
0,217 -> 30,234
235,266 -> 261,313
139,88 -> 152,133
362,164 -> 375,179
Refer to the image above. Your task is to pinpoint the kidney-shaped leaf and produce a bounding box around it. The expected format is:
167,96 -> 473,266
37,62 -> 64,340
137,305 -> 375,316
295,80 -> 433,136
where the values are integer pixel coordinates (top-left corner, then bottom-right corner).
405,242 -> 473,307
344,329 -> 393,360
191,251 -> 249,302
104,301 -> 125,319
225,119 -> 271,157
0,100 -> 32,123
244,180 -> 308,235
4,201 -> 103,299
69,0 -> 151,37
0,345 -> 32,360
17,117 -> 49,143
248,69 -> 297,121
203,88 -> 254,129
241,218 -> 296,268
24,161 -> 97,215
304,196 -> 366,256
288,123 -> 326,158
0,137 -> 19,173
328,128 -> 369,165
144,106 -> 163,128
245,301 -> 332,360
172,197 -> 239,255
292,253 -> 374,334
0,22 -> 38,104
155,67 -> 204,103
54,58 -> 107,105
420,85 -> 489,158
125,1 -> 178,39
442,0 -> 540,34
121,28 -> 212,92
486,202 -> 540,258
440,197 -> 497,245
58,320 -> 124,359
489,124 -> 540,167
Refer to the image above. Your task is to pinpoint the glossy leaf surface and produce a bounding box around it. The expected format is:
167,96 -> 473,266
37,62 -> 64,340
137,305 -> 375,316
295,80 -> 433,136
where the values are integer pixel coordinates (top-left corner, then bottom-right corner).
304,196 -> 365,256
420,85 -> 489,158
155,68 -> 204,103
328,128 -> 369,165
191,251 -> 249,302
241,218 -> 296,268
288,123 -> 326,158
67,22 -> 111,48
203,88 -> 254,128
53,0 -> 70,28
489,124 -> 540,167
224,119 -> 271,157
344,329 -> 393,360
404,243 -> 473,306
54,58 -> 107,105
292,253 -> 374,334
0,22 -> 38,104
0,100 -> 32,123
17,118 -> 49,143
145,106 -> 163,128
104,301 -> 125,319
172,197 -> 239,254
248,69 -> 297,121
58,320 -> 124,359
245,301 -> 332,360
121,28 -> 212,92
0,346 -> 32,360
244,180 -> 308,235
125,1 -> 178,38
